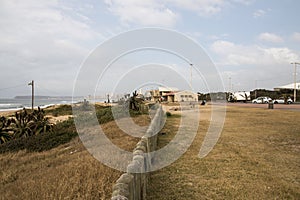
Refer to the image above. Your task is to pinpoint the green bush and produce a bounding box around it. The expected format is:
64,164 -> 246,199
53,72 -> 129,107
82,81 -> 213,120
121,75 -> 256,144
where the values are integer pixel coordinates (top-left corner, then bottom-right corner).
0,116 -> 13,144
0,118 -> 77,153
11,107 -> 53,138
0,104 -> 149,153
45,104 -> 73,116
96,105 -> 146,124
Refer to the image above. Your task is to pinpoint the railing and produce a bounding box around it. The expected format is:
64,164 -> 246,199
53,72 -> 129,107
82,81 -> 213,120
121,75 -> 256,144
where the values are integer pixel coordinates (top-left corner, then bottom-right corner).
111,105 -> 164,200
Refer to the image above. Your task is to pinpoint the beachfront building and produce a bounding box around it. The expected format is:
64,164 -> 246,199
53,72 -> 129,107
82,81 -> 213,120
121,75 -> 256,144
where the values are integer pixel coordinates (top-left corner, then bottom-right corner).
274,82 -> 300,101
174,90 -> 198,102
149,87 -> 198,102
274,82 -> 300,91
149,89 -> 161,102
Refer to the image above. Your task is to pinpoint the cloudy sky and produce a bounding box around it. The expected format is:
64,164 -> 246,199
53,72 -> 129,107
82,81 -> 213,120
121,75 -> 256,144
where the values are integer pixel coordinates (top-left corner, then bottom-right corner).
0,0 -> 300,98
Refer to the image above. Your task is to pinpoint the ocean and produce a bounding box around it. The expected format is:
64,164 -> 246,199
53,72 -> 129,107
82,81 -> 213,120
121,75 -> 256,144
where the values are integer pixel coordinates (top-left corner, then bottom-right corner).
0,97 -> 81,111
0,96 -> 114,112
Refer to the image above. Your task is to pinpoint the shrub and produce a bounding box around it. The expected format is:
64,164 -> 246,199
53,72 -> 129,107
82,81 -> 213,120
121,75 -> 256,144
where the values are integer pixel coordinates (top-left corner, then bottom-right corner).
95,105 -> 146,124
45,104 -> 73,116
0,118 -> 77,153
0,116 -> 13,144
11,107 -> 53,138
0,104 -> 149,153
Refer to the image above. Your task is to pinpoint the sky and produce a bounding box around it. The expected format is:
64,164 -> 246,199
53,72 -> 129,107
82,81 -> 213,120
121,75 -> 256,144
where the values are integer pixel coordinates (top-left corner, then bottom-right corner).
0,0 -> 300,98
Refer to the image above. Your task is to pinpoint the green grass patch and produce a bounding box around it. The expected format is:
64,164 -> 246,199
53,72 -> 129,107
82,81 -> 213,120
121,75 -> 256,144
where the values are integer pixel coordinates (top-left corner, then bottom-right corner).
45,104 -> 73,116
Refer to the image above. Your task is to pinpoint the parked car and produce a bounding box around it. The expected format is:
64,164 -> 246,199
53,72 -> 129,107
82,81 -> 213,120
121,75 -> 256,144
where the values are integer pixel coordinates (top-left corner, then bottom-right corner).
252,96 -> 272,104
273,97 -> 293,104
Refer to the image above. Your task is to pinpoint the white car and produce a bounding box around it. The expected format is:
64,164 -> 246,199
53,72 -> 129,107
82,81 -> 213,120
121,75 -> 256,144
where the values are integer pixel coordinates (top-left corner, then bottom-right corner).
273,97 -> 293,104
252,96 -> 272,104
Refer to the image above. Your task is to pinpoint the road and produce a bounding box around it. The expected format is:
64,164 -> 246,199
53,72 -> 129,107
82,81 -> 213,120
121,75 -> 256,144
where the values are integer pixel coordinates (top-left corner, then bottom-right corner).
223,102 -> 300,111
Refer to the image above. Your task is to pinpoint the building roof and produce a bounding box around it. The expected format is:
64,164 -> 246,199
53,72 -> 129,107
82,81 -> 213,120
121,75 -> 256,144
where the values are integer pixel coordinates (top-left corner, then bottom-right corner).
158,86 -> 179,92
175,90 -> 197,95
274,82 -> 300,90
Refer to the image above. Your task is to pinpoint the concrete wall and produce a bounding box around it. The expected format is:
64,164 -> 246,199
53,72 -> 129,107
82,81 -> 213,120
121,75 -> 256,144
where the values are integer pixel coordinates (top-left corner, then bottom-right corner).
111,105 -> 164,200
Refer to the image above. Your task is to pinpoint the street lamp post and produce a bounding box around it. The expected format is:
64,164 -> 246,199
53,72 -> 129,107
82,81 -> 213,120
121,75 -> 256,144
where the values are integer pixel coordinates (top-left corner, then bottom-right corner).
291,62 -> 300,102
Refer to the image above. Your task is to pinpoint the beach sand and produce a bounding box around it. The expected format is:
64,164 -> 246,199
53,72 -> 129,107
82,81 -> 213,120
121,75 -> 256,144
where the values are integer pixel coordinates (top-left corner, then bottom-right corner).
0,109 -> 19,117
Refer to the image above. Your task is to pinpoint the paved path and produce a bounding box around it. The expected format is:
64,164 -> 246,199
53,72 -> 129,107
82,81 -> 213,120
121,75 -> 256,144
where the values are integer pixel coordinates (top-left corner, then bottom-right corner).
215,102 -> 300,111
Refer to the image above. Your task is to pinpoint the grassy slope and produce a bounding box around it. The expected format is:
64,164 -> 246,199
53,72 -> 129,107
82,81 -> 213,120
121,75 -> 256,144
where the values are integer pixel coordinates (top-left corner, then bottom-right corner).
148,105 -> 300,200
0,114 -> 150,200
2,104 -> 299,199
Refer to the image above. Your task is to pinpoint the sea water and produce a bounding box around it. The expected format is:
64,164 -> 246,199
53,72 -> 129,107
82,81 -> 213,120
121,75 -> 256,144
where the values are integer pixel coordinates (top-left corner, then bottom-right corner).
0,96 -> 112,111
0,97 -> 79,111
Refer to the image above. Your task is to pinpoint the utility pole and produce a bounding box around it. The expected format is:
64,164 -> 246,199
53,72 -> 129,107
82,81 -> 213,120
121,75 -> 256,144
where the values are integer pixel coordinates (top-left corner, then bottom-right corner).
28,80 -> 34,110
291,62 -> 300,102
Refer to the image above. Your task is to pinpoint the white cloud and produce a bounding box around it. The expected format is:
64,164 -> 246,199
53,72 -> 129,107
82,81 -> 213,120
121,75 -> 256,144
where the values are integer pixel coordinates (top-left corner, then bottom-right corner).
231,0 -> 255,5
291,32 -> 300,42
211,40 -> 299,91
0,0 -> 95,71
211,40 -> 299,66
211,40 -> 258,65
104,0 -> 255,27
0,0 -> 104,97
258,32 -> 284,43
262,47 -> 299,64
166,0 -> 226,16
169,0 -> 255,16
0,0 -> 101,41
253,9 -> 266,18
104,0 -> 178,27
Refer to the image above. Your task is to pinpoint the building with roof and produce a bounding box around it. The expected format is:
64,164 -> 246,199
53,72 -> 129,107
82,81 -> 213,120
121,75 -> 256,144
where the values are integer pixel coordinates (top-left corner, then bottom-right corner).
173,90 -> 198,102
274,82 -> 300,91
149,87 -> 198,102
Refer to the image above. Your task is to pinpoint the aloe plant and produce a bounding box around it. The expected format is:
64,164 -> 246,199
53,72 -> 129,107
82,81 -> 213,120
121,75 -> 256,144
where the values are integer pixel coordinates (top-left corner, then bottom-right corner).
0,116 -> 12,144
11,107 -> 53,138
11,108 -> 34,138
31,107 -> 53,134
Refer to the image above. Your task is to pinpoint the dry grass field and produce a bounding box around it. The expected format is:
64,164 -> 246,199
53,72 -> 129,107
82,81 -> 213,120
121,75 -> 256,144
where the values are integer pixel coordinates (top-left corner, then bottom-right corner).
148,105 -> 300,199
0,115 -> 150,200
1,105 -> 299,200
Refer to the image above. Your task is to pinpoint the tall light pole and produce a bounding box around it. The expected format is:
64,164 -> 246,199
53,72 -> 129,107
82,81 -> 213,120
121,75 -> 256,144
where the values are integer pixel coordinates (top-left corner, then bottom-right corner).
291,62 -> 300,102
